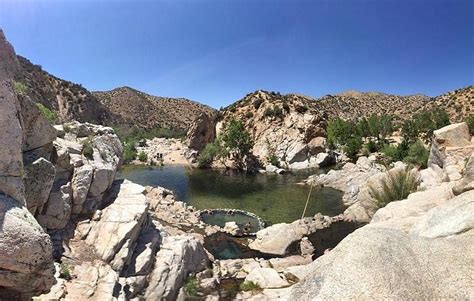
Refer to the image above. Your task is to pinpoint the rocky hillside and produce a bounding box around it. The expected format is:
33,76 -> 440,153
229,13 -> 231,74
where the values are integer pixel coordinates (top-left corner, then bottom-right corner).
425,85 -> 474,122
14,55 -> 107,123
93,86 -> 215,131
318,90 -> 431,122
215,87 -> 472,169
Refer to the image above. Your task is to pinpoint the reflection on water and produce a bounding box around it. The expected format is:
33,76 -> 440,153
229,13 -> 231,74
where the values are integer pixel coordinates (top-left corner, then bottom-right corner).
118,165 -> 344,225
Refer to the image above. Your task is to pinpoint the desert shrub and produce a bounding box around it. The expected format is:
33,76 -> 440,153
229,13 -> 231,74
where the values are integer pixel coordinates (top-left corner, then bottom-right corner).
403,139 -> 429,168
466,115 -> 474,135
123,142 -> 137,164
82,138 -> 94,160
245,111 -> 254,119
138,151 -> 148,162
282,102 -> 290,112
240,281 -> 262,293
369,167 -> 420,208
366,139 -> 379,153
184,276 -> 199,297
253,98 -> 263,109
14,81 -> 28,94
36,103 -> 58,124
59,262 -> 73,280
295,104 -> 309,113
197,138 -> 227,168
344,136 -> 363,160
264,105 -> 283,118
113,125 -> 185,145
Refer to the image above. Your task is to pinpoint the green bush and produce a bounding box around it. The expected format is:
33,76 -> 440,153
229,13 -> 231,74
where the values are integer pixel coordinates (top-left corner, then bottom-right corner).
59,262 -> 73,280
184,276 -> 199,297
36,103 -> 58,124
327,117 -> 355,148
466,115 -> 474,135
14,81 -> 28,94
197,138 -> 227,168
366,139 -> 379,153
264,105 -> 283,118
123,142 -> 137,164
82,138 -> 94,160
138,151 -> 148,162
295,104 -> 308,114
240,281 -> 262,293
403,140 -> 429,168
245,111 -> 254,119
253,99 -> 264,109
369,167 -> 420,208
344,136 -> 363,160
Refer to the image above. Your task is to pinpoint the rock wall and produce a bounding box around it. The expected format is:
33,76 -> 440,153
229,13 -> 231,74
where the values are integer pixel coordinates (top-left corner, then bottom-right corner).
0,29 -> 56,299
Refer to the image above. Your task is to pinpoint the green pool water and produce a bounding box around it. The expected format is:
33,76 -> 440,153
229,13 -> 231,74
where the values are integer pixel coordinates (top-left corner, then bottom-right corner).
117,165 -> 344,225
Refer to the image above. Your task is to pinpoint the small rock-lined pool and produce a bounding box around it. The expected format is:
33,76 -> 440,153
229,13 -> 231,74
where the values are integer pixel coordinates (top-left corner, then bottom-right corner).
118,165 -> 344,225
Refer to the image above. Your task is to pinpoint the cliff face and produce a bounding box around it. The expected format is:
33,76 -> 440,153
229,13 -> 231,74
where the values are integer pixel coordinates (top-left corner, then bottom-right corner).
0,29 -> 56,299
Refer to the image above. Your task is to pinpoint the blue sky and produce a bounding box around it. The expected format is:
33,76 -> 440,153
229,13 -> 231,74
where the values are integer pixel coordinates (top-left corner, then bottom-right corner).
1,0 -> 473,108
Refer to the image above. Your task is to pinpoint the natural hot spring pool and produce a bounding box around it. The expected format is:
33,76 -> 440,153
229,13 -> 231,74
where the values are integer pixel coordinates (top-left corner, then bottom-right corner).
200,209 -> 264,233
117,165 -> 344,225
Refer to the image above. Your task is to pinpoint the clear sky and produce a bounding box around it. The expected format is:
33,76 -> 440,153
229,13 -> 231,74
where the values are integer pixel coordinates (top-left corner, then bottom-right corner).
1,0 -> 473,108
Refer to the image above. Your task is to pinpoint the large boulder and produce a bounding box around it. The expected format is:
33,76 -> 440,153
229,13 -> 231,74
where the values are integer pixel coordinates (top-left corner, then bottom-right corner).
245,268 -> 289,289
36,181 -> 72,230
248,214 -> 347,256
24,158 -> 56,215
70,164 -> 94,214
289,225 -> 473,300
18,94 -> 57,152
186,113 -> 216,151
428,122 -> 474,181
0,194 -> 55,298
288,189 -> 474,300
144,235 -> 209,300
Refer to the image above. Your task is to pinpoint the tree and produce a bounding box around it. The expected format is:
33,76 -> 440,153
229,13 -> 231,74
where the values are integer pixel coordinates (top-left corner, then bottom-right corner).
221,118 -> 254,168
403,140 -> 429,168
327,118 -> 355,149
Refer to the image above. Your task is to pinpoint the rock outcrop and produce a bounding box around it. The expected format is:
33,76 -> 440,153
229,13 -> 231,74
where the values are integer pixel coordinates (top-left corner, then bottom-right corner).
186,112 -> 216,151
0,29 -> 56,298
288,123 -> 474,300
289,190 -> 474,300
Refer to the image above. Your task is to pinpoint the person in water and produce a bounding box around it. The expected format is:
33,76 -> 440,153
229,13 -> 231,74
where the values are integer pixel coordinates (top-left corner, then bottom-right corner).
243,221 -> 251,233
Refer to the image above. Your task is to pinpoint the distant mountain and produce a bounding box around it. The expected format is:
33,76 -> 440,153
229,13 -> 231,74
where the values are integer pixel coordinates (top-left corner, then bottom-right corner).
14,56 -> 215,132
93,87 -> 215,132
218,87 -> 473,168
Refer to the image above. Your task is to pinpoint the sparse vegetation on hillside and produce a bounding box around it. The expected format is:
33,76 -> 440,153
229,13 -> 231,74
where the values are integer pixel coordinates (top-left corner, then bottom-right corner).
14,80 -> 28,94
240,281 -> 262,293
184,276 -> 200,297
82,138 -> 94,160
264,105 -> 284,118
36,103 -> 58,124
466,115 -> 474,135
402,108 -> 450,143
369,167 -> 420,208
